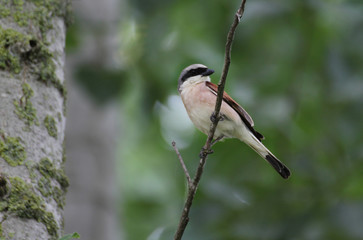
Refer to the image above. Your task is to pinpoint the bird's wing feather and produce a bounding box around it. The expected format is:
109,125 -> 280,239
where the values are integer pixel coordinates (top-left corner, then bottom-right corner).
205,81 -> 264,141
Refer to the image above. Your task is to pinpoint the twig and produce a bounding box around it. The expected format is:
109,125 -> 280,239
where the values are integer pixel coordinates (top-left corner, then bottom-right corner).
173,1 -> 247,239
210,135 -> 225,147
172,141 -> 192,185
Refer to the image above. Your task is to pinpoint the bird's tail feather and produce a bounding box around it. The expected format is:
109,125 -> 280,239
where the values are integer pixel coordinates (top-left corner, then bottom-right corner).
264,153 -> 290,179
245,133 -> 291,179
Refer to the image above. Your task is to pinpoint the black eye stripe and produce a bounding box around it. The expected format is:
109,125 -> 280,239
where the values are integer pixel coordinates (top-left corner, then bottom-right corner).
181,67 -> 207,82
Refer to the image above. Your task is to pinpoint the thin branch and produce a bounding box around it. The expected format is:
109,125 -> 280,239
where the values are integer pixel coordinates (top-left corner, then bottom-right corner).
210,135 -> 225,147
172,141 -> 192,185
173,1 -> 247,239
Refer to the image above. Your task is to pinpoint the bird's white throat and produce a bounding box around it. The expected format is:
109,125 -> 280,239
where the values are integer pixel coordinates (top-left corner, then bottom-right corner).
180,76 -> 211,92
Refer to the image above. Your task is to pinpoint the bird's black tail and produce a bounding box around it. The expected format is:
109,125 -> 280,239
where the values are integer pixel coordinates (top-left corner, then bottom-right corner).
265,154 -> 291,179
244,132 -> 291,179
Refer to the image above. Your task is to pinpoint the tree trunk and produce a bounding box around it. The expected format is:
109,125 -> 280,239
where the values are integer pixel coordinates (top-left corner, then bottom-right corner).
0,1 -> 69,239
63,0 -> 122,238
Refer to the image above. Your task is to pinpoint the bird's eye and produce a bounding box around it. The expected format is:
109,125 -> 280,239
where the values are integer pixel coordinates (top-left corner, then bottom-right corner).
181,67 -> 208,83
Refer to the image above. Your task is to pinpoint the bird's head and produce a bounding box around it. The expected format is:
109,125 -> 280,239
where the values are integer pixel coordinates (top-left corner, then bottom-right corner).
178,64 -> 215,93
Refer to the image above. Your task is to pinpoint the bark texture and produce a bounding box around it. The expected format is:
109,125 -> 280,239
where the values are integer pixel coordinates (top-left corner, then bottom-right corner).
0,1 -> 68,239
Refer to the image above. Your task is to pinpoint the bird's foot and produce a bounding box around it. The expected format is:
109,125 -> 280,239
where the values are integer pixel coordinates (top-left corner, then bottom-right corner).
210,113 -> 224,123
210,113 -> 218,123
199,147 -> 214,158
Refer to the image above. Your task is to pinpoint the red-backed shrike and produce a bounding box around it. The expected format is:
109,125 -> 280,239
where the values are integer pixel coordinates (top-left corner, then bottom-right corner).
178,64 -> 290,179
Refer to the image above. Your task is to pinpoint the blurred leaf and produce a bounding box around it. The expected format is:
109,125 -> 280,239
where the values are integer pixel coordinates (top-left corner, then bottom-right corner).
75,64 -> 125,105
58,232 -> 80,240
65,22 -> 81,52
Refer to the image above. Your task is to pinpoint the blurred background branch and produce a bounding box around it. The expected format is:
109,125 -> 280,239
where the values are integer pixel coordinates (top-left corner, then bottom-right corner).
172,141 -> 191,185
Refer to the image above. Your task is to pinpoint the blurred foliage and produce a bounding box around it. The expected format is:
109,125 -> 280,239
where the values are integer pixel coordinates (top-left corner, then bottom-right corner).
75,64 -> 125,104
59,232 -> 80,240
67,0 -> 363,239
65,22 -> 81,52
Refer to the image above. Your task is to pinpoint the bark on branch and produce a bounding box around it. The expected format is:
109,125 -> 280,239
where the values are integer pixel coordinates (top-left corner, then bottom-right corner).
173,1 -> 247,239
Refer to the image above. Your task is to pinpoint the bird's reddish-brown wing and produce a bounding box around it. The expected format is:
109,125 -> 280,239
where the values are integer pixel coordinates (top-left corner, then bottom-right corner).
205,81 -> 264,141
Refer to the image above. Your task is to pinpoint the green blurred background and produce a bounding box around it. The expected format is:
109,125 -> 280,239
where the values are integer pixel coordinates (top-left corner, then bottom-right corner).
66,0 -> 363,239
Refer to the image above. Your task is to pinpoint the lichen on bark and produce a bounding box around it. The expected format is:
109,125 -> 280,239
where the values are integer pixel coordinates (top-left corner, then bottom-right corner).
13,83 -> 39,127
0,25 -> 66,96
44,115 -> 58,138
0,177 -> 59,239
38,157 -> 69,190
25,158 -> 68,210
0,0 -> 73,34
0,135 -> 26,167
0,27 -> 29,74
0,0 -> 72,96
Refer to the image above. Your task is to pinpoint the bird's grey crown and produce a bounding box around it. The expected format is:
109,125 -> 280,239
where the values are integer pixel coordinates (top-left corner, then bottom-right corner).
178,64 -> 209,92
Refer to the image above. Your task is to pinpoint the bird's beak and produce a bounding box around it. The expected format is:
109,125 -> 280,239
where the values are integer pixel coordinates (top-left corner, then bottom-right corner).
202,68 -> 215,76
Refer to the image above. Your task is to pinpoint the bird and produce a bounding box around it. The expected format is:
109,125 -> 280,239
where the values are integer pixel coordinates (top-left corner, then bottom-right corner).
177,63 -> 291,179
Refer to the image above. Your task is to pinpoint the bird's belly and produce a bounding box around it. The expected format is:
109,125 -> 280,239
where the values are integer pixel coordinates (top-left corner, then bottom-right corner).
188,106 -> 239,139
188,105 -> 213,135
181,81 -> 242,139
215,119 -> 238,138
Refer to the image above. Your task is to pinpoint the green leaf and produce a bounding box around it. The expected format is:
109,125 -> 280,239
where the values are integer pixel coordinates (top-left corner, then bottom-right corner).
58,233 -> 80,240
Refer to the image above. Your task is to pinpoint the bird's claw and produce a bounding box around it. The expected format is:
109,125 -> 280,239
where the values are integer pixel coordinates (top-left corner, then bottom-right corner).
210,113 -> 218,123
210,113 -> 224,123
199,148 -> 214,158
